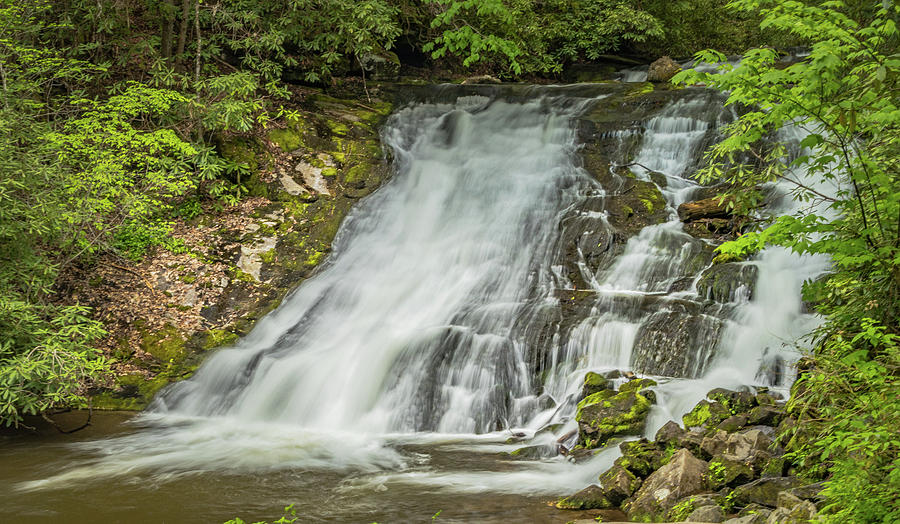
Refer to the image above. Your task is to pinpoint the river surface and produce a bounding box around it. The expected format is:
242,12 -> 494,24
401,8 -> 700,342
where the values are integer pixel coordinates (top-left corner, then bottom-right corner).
1,83 -> 832,523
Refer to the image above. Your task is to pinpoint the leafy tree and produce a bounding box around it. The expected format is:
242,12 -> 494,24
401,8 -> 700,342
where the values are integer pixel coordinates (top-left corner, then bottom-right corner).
675,1 -> 899,521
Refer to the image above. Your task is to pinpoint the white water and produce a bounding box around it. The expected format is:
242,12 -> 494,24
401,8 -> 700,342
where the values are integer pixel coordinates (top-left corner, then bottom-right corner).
19,86 -> 832,499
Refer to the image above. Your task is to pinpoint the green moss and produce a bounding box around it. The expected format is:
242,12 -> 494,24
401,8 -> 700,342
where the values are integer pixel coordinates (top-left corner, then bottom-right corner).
683,402 -> 713,427
217,137 -> 259,172
326,121 -> 351,136
231,268 -> 256,283
259,248 -> 277,264
305,250 -> 325,266
344,164 -> 371,184
619,378 -> 658,394
202,329 -> 239,350
713,252 -> 743,265
140,323 -> 187,363
178,274 -> 196,284
268,128 -> 303,152
321,167 -> 338,177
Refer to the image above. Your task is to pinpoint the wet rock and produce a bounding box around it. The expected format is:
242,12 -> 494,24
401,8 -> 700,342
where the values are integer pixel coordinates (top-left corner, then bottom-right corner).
679,429 -> 706,456
598,464 -> 642,504
632,310 -> 724,378
683,400 -> 732,429
625,449 -> 708,521
655,420 -> 686,447
678,196 -> 733,222
716,414 -> 748,433
507,444 -> 557,459
617,439 -> 665,477
707,388 -> 757,415
581,371 -> 612,398
576,388 -> 652,448
647,56 -> 682,82
732,477 -> 803,507
697,262 -> 759,303
688,504 -> 726,522
555,484 -> 615,510
461,75 -> 502,84
765,499 -> 817,523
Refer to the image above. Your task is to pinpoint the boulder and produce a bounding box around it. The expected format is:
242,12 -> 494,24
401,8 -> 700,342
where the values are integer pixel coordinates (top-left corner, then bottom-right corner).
598,464 -> 642,504
625,449 -> 708,521
683,400 -> 732,429
747,405 -> 783,426
617,439 -> 666,477
679,429 -> 706,456
647,56 -> 682,82
460,74 -> 501,84
707,388 -> 757,414
688,504 -> 727,522
555,484 -> 615,510
581,371 -> 612,399
733,477 -> 803,507
707,455 -> 754,489
716,414 -> 749,433
656,420 -> 686,447
507,444 -> 557,459
722,429 -> 774,464
576,387 -> 652,448
725,514 -> 769,524
700,430 -> 730,459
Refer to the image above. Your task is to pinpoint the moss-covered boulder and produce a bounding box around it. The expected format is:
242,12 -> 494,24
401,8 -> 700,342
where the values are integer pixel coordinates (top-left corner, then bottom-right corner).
598,463 -> 642,504
616,439 -> 666,477
683,399 -> 732,429
707,455 -> 754,490
555,485 -> 615,510
576,385 -> 653,448
581,371 -> 612,399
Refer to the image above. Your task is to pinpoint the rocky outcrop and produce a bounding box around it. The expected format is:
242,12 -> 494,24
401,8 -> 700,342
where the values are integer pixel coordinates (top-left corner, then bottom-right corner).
648,56 -> 682,83
555,388 -> 817,523
697,262 -> 759,303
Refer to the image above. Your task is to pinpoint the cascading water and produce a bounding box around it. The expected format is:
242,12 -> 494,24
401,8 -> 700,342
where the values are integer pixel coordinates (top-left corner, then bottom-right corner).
10,83 -> 833,522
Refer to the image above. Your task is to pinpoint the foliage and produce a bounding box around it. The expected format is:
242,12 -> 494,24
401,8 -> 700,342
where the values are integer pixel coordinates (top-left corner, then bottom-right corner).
675,0 -> 899,521
423,0 -> 664,74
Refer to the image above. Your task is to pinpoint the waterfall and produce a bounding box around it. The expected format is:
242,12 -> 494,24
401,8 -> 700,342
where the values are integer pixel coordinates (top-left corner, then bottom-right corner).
18,84 -> 830,498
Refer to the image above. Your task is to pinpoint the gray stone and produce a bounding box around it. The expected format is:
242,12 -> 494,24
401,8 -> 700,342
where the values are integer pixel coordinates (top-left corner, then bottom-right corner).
688,504 -> 726,522
733,477 -> 804,507
656,420 -> 685,446
647,56 -> 682,82
625,449 -> 708,521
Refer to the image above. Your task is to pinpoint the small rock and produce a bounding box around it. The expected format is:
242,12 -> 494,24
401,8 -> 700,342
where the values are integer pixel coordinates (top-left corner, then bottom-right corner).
700,430 -> 730,459
725,514 -> 768,524
581,371 -> 612,398
748,405 -> 783,426
598,464 -> 642,504
461,75 -> 501,84
181,288 -> 198,307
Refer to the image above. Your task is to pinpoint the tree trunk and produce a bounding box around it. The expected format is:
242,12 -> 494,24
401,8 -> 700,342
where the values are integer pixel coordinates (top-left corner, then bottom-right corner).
160,0 -> 176,60
176,0 -> 190,61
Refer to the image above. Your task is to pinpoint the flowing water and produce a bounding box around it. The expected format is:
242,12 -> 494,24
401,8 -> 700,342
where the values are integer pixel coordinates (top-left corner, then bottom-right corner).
1,83 -> 833,523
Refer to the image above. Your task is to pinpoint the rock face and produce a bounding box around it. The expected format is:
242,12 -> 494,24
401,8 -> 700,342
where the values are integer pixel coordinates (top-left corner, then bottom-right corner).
625,449 -> 709,521
697,262 -> 759,303
647,56 -> 682,82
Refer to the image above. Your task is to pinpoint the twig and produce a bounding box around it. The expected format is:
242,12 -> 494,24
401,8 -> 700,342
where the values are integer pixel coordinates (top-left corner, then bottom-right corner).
105,262 -> 158,293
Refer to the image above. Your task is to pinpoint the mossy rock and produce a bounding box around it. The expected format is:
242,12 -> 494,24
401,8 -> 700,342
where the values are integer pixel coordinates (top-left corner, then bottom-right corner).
598,463 -> 642,504
707,388 -> 757,415
576,388 -> 652,449
707,456 -> 754,490
683,399 -> 731,429
697,262 -> 759,303
555,485 -> 615,510
268,127 -> 303,152
616,439 -> 666,478
581,371 -> 612,399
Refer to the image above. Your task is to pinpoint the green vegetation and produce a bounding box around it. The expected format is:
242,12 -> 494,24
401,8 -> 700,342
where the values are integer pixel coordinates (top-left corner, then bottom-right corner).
675,0 -> 900,521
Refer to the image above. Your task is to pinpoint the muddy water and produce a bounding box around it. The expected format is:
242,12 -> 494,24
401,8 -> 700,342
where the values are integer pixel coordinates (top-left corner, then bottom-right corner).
1,412 -> 612,524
